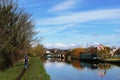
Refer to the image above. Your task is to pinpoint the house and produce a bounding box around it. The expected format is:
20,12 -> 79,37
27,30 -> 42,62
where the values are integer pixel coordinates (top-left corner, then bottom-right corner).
109,48 -> 118,56
114,48 -> 120,56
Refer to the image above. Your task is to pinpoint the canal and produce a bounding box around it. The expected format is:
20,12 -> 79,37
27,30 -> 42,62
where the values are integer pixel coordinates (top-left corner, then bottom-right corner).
42,58 -> 120,80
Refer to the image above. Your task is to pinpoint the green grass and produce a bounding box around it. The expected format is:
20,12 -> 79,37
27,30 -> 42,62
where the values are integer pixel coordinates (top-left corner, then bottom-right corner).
0,56 -> 50,80
21,56 -> 50,80
0,61 -> 24,80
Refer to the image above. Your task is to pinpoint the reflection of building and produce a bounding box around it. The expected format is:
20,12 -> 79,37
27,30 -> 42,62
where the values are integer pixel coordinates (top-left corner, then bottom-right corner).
97,63 -> 111,77
98,69 -> 106,77
80,62 -> 98,69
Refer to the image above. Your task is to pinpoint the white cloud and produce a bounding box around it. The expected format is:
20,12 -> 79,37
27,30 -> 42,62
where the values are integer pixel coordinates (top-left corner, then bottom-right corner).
44,43 -> 68,49
37,9 -> 120,25
49,0 -> 78,12
54,43 -> 68,48
44,43 -> 77,49
55,62 -> 65,67
36,24 -> 76,36
43,33 -> 120,49
44,43 -> 53,48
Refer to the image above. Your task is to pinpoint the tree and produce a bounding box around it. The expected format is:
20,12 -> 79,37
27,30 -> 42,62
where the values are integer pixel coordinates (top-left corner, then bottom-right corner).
0,0 -> 35,66
97,46 -> 111,59
29,44 -> 45,56
72,48 -> 85,58
86,46 -> 97,53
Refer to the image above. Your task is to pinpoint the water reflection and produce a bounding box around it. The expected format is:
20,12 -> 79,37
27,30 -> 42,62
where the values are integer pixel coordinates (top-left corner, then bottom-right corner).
41,57 -> 120,80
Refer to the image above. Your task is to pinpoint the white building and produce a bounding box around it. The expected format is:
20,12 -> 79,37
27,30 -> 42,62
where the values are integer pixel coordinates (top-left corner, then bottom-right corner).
46,50 -> 50,54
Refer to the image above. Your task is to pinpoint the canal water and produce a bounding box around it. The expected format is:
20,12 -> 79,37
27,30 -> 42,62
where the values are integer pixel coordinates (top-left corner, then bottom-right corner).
42,58 -> 120,80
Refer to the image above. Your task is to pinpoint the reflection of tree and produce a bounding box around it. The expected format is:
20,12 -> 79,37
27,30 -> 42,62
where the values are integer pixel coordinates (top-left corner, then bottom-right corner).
97,63 -> 111,77
71,60 -> 84,70
40,57 -> 46,63
98,63 -> 111,69
66,59 -> 72,65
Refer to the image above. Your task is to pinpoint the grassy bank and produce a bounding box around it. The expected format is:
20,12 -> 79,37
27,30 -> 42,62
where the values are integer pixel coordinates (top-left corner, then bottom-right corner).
0,56 -> 50,80
0,61 -> 24,80
21,56 -> 50,80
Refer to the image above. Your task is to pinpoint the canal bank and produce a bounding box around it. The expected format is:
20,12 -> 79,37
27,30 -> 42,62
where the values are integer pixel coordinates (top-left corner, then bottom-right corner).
72,52 -> 120,64
0,56 -> 50,80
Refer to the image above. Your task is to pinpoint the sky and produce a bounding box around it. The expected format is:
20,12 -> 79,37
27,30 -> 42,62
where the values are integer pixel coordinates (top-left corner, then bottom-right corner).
18,0 -> 120,49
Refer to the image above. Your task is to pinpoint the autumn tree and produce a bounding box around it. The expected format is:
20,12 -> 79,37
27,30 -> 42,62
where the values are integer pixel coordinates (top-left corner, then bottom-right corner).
72,48 -> 85,58
0,0 -> 35,67
29,44 -> 45,56
86,46 -> 97,53
97,46 -> 111,59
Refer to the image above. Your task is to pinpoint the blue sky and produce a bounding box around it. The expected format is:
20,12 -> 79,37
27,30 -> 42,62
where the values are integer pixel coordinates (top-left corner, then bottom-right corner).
18,0 -> 120,49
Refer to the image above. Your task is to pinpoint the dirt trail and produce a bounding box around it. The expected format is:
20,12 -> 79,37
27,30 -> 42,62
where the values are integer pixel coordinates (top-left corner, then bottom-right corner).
16,69 -> 26,80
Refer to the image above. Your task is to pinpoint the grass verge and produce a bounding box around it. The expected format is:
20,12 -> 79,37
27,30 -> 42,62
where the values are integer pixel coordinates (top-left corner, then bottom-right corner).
21,56 -> 50,80
0,56 -> 50,80
0,61 -> 24,80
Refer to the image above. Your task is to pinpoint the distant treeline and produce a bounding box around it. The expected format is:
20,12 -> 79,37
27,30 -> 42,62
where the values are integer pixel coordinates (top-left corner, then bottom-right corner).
66,46 -> 119,59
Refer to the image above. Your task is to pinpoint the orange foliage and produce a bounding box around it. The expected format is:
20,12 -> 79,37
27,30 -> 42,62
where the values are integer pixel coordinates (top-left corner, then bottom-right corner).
72,48 -> 85,58
72,60 -> 83,70
86,46 -> 97,53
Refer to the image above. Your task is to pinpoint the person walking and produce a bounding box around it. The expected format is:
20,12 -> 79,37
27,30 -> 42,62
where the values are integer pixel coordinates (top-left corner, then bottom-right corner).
24,54 -> 29,69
